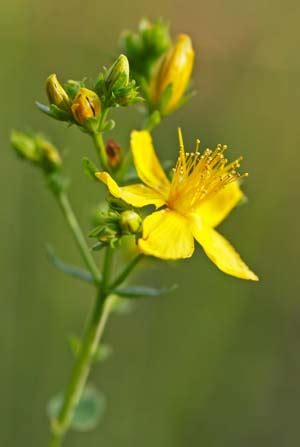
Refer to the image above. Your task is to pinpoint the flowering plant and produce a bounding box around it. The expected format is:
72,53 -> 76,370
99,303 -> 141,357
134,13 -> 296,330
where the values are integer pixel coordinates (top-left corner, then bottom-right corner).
11,18 -> 258,447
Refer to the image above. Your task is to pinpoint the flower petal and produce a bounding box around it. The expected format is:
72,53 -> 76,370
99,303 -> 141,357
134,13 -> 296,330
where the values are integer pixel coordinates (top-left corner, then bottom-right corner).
138,209 -> 194,260
131,130 -> 171,196
195,182 -> 244,228
190,215 -> 258,281
96,172 -> 166,208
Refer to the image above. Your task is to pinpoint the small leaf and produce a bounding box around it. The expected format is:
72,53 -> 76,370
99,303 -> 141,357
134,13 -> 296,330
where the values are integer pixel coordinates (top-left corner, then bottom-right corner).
101,119 -> 115,132
91,241 -> 106,251
48,386 -> 106,432
46,245 -> 94,284
82,157 -> 99,181
113,284 -> 178,298
36,102 -> 71,121
94,344 -> 113,363
68,335 -> 113,363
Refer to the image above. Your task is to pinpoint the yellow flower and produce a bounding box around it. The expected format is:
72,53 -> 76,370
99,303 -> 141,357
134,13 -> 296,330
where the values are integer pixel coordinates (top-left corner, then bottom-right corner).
71,88 -> 101,124
96,130 -> 258,281
150,34 -> 194,115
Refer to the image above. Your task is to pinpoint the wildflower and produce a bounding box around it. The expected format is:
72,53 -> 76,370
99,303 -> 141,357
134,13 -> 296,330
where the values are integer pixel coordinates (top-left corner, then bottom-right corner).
71,88 -> 101,124
149,34 -> 194,115
96,130 -> 258,281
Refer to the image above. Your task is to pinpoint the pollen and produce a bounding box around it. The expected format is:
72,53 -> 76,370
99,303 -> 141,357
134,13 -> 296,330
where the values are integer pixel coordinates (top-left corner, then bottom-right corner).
167,129 -> 248,213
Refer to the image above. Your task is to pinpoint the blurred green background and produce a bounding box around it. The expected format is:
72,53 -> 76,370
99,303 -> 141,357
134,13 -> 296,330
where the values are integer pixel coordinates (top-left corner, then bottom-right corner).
1,0 -> 300,446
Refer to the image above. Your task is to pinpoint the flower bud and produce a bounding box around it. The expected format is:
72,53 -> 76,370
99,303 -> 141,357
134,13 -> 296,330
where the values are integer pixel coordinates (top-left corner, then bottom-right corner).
11,131 -> 41,163
46,74 -> 70,111
120,210 -> 141,234
106,54 -> 130,91
150,34 -> 194,115
11,131 -> 62,173
71,88 -> 101,124
105,139 -> 122,168
36,137 -> 62,170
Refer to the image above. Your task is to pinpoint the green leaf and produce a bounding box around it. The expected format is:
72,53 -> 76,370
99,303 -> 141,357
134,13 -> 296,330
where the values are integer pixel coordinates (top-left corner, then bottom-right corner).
48,386 -> 106,432
114,284 -> 178,298
91,241 -> 106,251
46,245 -> 94,284
68,335 -> 113,363
82,157 -> 99,181
36,102 -> 71,121
94,344 -> 113,363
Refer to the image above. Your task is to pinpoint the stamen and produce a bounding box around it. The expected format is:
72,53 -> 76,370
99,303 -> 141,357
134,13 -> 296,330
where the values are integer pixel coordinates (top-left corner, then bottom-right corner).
168,135 -> 248,213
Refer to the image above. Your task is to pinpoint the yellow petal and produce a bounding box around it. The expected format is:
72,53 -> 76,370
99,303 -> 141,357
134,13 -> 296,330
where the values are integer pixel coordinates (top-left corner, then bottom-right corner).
131,130 -> 171,196
96,172 -> 166,208
138,209 -> 194,260
195,182 -> 244,228
190,215 -> 258,281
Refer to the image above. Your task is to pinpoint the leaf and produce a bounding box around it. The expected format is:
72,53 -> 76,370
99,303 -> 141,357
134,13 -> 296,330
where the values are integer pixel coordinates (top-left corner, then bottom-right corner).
68,335 -> 113,364
113,284 -> 178,298
94,344 -> 113,363
91,241 -> 106,251
48,386 -> 106,432
46,245 -> 94,284
82,157 -> 99,181
36,102 -> 71,121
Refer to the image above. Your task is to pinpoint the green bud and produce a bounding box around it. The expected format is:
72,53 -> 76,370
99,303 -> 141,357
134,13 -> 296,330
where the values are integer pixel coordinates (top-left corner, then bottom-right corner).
35,136 -> 62,171
120,210 -> 141,234
106,54 -> 130,91
46,74 -> 70,111
11,130 -> 62,173
11,130 -> 41,163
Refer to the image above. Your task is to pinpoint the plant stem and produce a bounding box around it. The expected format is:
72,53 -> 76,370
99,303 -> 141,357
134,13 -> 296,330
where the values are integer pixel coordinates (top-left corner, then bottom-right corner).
57,192 -> 100,284
92,131 -> 108,170
110,253 -> 143,291
48,247 -> 114,447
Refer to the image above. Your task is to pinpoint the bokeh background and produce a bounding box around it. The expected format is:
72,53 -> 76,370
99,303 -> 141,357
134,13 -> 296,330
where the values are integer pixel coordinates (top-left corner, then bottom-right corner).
1,0 -> 300,445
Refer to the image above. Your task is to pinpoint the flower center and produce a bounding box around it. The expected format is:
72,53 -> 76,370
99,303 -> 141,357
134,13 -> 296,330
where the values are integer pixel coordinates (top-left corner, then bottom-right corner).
167,132 -> 247,214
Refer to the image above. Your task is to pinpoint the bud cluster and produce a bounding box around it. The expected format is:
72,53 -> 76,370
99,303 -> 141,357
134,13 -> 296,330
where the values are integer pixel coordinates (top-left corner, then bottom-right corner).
90,206 -> 142,248
37,54 -> 141,134
121,19 -> 195,119
94,55 -> 142,108
11,130 -> 62,173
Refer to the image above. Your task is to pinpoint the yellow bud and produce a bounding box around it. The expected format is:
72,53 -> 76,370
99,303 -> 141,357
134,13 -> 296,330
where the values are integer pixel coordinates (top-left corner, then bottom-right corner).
46,74 -> 70,111
120,211 -> 141,234
71,88 -> 101,124
150,34 -> 194,115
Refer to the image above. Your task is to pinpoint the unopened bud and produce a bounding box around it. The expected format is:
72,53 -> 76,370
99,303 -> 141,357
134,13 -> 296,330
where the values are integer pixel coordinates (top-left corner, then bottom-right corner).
106,54 -> 130,91
120,210 -> 141,234
105,139 -> 122,168
71,88 -> 101,124
46,74 -> 70,111
11,131 -> 62,172
11,131 -> 41,163
150,34 -> 194,115
36,137 -> 62,170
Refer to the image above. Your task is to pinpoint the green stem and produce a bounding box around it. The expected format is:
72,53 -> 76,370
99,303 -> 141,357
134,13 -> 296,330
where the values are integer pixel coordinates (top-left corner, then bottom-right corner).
57,192 -> 101,284
48,247 -> 115,447
92,131 -> 108,170
110,253 -> 143,291
92,108 -> 109,169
